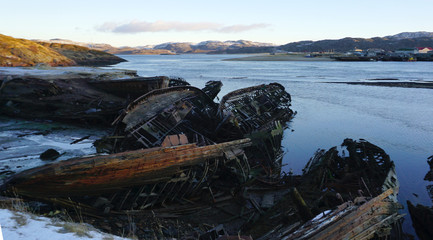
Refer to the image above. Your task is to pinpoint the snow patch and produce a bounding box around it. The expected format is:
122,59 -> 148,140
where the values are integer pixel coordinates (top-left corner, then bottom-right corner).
0,209 -> 129,240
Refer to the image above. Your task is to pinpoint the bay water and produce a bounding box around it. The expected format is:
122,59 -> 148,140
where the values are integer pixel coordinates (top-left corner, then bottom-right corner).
1,54 -> 432,237
114,54 -> 433,237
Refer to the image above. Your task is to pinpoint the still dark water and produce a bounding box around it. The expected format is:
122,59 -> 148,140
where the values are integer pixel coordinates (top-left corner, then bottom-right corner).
114,54 -> 433,237
1,54 -> 432,237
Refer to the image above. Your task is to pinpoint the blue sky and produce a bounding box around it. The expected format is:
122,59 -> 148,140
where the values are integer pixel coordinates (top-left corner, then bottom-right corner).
1,0 -> 433,47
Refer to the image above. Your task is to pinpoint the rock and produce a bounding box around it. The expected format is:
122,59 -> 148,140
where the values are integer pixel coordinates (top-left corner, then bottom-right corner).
40,149 -> 61,160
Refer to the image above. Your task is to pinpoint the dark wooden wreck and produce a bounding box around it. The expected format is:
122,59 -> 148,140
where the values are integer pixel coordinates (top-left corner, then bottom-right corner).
406,154 -> 433,240
99,82 -> 294,176
217,83 -> 293,171
0,67 -> 189,125
2,138 -> 252,211
108,85 -> 222,152
1,81 -> 295,214
241,139 -> 402,240
0,67 -> 403,239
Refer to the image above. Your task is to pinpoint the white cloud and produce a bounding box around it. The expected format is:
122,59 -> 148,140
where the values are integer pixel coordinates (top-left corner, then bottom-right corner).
96,21 -> 270,33
217,24 -> 271,33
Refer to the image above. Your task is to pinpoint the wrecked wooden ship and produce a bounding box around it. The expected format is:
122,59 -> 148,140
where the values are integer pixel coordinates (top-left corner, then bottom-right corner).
406,154 -> 433,240
1,81 -> 295,213
0,67 -> 189,124
238,139 -> 402,240
0,68 -> 403,239
2,138 -> 252,211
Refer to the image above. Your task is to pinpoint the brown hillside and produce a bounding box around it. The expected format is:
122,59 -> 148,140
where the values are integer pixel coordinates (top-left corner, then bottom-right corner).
37,42 -> 126,66
0,34 -> 75,67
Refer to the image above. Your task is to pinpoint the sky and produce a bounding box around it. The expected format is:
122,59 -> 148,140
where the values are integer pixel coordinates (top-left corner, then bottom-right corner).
1,0 -> 433,47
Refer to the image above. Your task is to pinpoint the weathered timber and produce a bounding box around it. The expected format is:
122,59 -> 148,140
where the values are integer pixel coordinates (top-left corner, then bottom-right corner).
0,67 -> 189,124
285,188 -> 402,240
108,85 -> 222,152
201,80 -> 223,100
218,83 -> 293,134
291,187 -> 313,222
407,155 -> 433,240
424,155 -> 433,181
102,83 -> 293,178
2,138 -> 252,199
301,138 -> 397,199
244,139 -> 401,239
88,76 -> 189,100
407,200 -> 433,240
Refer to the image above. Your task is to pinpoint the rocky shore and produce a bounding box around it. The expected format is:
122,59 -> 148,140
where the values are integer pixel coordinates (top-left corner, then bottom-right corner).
0,34 -> 125,67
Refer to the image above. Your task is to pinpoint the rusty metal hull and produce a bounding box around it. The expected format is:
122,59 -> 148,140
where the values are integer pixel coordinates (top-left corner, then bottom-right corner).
3,138 -> 252,198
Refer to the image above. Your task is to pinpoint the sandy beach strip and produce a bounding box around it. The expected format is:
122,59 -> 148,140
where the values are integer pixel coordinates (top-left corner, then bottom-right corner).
224,53 -> 335,61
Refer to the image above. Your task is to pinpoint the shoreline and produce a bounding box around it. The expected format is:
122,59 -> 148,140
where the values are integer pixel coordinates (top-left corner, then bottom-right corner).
330,81 -> 433,89
224,53 -> 335,61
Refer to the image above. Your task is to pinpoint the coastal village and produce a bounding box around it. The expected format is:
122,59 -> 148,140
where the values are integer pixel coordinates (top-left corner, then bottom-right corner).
332,47 -> 433,61
270,47 -> 433,62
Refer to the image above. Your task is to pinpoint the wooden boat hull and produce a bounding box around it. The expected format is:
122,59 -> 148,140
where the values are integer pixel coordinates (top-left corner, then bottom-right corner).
2,138 -> 252,198
0,70 -> 189,124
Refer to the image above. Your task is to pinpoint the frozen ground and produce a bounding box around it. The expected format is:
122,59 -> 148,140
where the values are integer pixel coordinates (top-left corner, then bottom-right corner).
0,208 -> 129,240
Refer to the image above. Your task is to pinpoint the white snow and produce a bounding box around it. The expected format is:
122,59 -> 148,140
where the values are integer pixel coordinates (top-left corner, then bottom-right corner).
0,208 -> 129,240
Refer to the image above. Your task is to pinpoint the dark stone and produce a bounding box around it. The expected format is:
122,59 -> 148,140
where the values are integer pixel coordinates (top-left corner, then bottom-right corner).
40,149 -> 61,160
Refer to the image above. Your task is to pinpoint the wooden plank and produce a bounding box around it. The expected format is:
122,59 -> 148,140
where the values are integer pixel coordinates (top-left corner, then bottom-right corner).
5,138 -> 252,198
309,189 -> 394,240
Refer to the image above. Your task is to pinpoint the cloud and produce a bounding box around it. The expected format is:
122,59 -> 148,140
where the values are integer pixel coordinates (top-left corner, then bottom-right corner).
217,24 -> 271,33
96,21 -> 269,33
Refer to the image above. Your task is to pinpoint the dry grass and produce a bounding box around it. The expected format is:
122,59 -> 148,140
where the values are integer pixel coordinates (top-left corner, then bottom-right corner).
0,34 -> 75,67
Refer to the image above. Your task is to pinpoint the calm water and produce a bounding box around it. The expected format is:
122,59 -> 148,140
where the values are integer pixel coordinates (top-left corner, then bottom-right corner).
114,54 -> 433,237
1,54 -> 432,237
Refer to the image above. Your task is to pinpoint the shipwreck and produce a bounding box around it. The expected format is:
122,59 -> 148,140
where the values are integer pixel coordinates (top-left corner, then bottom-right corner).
406,154 -> 433,240
1,80 -> 295,213
0,67 -> 189,125
0,68 -> 403,239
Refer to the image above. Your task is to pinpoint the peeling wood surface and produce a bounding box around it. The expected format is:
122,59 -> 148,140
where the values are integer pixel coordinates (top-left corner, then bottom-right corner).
88,76 -> 189,99
285,188 -> 402,240
0,70 -> 189,124
218,83 -> 293,134
4,138 -> 252,198
244,139 -> 402,239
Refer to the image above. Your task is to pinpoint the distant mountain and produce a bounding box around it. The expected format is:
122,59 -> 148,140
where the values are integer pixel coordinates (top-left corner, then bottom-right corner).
386,31 -> 433,39
32,32 -> 433,56
279,32 -> 433,52
39,39 -> 276,54
155,40 -> 274,50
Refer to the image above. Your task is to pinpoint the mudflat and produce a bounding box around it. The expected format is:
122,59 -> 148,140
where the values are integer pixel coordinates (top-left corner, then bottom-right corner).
224,53 -> 335,61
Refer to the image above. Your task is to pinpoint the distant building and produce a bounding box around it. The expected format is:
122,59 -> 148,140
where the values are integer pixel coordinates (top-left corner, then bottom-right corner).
345,48 -> 364,56
395,48 -> 416,55
270,49 -> 288,55
416,47 -> 433,53
366,48 -> 385,57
